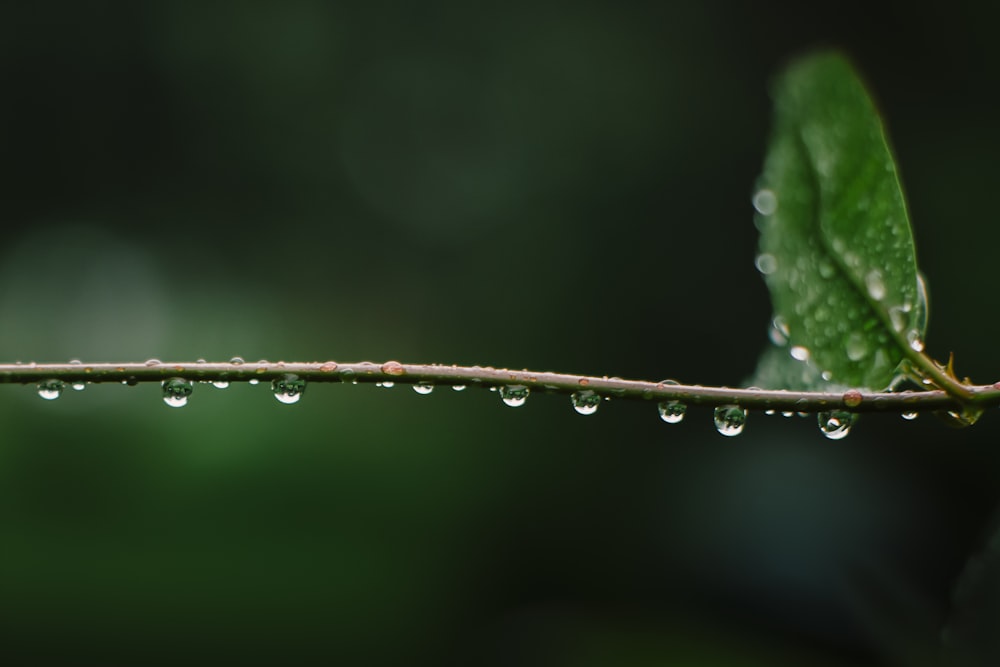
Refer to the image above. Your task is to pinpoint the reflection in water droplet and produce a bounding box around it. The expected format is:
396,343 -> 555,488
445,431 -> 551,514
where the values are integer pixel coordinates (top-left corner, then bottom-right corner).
865,270 -> 886,301
452,385 -> 466,392
230,356 -> 245,365
37,379 -> 64,400
713,405 -> 747,436
752,189 -> 777,215
249,379 -> 260,385
818,411 -> 856,440
571,391 -> 601,415
906,330 -> 924,352
790,346 -> 810,361
162,378 -> 193,408
413,382 -> 434,395
658,401 -> 686,424
271,374 -> 306,404
902,411 -> 918,421
499,385 -> 530,407
755,253 -> 778,275
212,381 -> 230,389
379,381 -> 395,388
71,382 -> 86,391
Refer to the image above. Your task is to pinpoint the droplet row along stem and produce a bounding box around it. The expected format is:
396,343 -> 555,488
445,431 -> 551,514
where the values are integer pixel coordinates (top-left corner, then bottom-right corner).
2,361 -> 998,414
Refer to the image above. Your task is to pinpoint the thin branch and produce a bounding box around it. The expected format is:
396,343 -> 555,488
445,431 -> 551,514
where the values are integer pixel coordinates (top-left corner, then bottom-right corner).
1,360 -> 998,414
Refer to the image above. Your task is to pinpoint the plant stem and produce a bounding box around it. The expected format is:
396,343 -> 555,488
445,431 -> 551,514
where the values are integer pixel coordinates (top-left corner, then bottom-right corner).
3,360 -> 999,414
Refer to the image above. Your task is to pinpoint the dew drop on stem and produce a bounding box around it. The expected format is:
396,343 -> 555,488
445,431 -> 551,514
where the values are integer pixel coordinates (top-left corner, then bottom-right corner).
162,378 -> 193,408
413,382 -> 434,395
499,385 -> 529,407
37,379 -> 64,401
571,391 -> 601,415
272,374 -> 306,404
658,401 -> 686,424
713,405 -> 746,436
818,411 -> 856,440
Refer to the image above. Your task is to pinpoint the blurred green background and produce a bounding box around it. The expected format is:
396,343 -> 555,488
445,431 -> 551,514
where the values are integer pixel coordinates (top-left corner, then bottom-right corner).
2,1 -> 1000,664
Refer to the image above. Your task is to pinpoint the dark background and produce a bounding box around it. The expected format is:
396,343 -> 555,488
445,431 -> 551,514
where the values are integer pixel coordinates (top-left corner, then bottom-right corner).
1,1 -> 999,664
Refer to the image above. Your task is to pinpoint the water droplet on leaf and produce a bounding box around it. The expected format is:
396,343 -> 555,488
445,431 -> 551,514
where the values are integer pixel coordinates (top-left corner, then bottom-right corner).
790,345 -> 810,362
230,356 -> 245,365
902,411 -> 918,421
212,381 -> 230,389
818,411 -> 856,440
271,374 -> 306,404
752,189 -> 777,215
37,379 -> 64,400
845,332 -> 868,362
162,378 -> 193,408
865,270 -> 886,301
755,253 -> 778,275
500,385 -> 529,407
452,385 -> 466,392
413,382 -> 434,395
713,405 -> 746,436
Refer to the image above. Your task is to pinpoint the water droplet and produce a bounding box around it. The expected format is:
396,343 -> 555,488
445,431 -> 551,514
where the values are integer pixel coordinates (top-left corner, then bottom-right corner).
821,370 -> 833,381
249,379 -> 260,385
657,400 -> 686,424
865,270 -> 886,301
752,189 -> 777,215
842,389 -> 863,408
413,382 -> 434,395
71,382 -> 86,391
162,378 -> 193,408
212,381 -> 230,389
381,361 -> 405,376
781,411 -> 794,418
230,356 -> 245,365
271,374 -> 306,404
320,361 -> 338,373
790,345 -> 810,362
340,369 -> 357,384
902,411 -> 918,421
713,405 -> 746,437
37,379 -> 64,400
499,385 -> 529,407
452,385 -> 466,391
845,332 -> 868,362
907,330 -> 925,352
818,411 -> 856,440
379,381 -> 395,388
754,253 -> 778,275
144,358 -> 161,367
571,391 -> 601,415
768,316 -> 790,346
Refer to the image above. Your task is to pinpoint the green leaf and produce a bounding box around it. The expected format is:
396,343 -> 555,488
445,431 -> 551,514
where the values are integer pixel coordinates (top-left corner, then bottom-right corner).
750,51 -> 927,391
